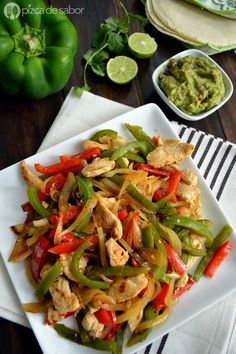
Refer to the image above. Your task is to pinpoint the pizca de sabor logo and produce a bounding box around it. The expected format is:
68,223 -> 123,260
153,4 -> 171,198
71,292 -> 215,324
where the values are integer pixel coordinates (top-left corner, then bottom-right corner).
4,2 -> 21,20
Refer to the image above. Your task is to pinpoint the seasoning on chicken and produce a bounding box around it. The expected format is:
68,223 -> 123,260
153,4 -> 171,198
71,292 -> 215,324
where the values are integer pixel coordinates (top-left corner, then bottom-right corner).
181,168 -> 198,186
94,198 -> 123,239
108,274 -> 148,303
49,277 -> 80,315
177,183 -> 200,202
82,158 -> 115,178
147,141 -> 194,168
20,160 -> 44,191
82,312 -> 104,338
106,238 -> 129,266
47,307 -> 65,325
82,139 -> 109,151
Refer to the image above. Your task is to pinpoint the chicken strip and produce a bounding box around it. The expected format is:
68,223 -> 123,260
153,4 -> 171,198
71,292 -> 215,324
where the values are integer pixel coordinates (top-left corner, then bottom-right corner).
49,277 -> 80,315
81,139 -> 109,151
94,199 -> 123,239
108,274 -> 148,303
181,168 -> 198,186
106,238 -> 129,266
147,142 -> 194,168
82,312 -> 104,338
20,160 -> 44,191
82,158 -> 115,178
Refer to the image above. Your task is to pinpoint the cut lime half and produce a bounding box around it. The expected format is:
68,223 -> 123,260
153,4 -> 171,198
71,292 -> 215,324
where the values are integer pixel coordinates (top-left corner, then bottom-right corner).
106,56 -> 138,85
128,32 -> 157,59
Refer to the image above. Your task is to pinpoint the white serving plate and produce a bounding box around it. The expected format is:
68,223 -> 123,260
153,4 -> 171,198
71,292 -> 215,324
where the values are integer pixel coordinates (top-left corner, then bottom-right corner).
152,49 -> 234,121
0,103 -> 236,354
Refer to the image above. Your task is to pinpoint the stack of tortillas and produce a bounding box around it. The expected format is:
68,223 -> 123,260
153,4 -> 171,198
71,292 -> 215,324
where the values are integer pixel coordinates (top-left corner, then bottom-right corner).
146,0 -> 236,54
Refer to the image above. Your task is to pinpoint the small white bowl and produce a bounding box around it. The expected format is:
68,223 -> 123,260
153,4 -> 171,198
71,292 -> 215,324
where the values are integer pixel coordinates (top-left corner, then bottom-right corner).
152,49 -> 234,121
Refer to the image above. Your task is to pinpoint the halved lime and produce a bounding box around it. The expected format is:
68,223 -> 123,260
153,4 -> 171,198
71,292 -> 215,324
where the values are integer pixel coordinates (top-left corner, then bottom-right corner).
106,56 -> 138,85
128,32 -> 157,59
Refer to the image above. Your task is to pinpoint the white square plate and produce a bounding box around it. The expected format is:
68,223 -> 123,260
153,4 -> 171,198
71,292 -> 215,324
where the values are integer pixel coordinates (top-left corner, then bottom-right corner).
152,49 -> 234,121
0,103 -> 236,354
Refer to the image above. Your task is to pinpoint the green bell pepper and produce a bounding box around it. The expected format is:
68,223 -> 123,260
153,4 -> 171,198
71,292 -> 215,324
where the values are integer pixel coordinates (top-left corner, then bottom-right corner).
0,0 -> 78,99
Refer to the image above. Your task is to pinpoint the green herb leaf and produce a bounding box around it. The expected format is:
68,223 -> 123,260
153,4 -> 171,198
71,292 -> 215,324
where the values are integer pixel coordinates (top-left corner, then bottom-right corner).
128,13 -> 148,25
85,49 -> 109,76
107,32 -> 125,54
91,26 -> 109,48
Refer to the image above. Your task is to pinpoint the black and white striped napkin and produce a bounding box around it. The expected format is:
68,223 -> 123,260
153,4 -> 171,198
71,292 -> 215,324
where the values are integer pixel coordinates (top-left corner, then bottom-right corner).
1,91 -> 235,353
137,121 -> 236,354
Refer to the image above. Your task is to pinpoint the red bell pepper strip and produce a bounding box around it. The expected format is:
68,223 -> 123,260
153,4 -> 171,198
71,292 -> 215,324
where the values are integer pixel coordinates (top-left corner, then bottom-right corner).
131,258 -> 139,267
133,163 -> 171,177
60,147 -> 102,163
152,136 -> 158,145
45,173 -> 66,194
34,156 -> 81,175
49,205 -> 82,225
163,240 -> 186,276
172,279 -> 195,300
48,235 -> 98,254
167,170 -> 182,202
30,236 -> 51,280
153,187 -> 166,202
204,240 -> 234,278
95,309 -> 112,325
152,283 -> 169,311
117,209 -> 129,221
103,324 -> 122,341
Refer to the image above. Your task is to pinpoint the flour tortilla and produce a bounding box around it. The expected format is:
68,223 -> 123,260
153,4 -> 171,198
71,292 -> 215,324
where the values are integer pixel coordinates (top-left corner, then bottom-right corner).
146,0 -> 202,46
149,0 -> 236,48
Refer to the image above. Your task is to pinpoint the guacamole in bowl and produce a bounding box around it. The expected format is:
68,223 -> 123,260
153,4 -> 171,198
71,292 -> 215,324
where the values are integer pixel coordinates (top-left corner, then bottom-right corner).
159,56 -> 225,115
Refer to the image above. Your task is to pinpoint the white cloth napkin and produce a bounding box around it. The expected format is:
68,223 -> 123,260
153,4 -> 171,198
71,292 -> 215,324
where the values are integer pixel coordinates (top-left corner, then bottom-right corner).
1,89 -> 236,353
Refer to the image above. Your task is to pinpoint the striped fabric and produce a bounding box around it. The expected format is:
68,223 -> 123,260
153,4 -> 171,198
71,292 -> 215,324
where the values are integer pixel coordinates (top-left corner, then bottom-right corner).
137,121 -> 236,354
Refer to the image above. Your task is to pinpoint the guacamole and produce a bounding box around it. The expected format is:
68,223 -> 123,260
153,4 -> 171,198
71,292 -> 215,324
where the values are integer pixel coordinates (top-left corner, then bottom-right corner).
159,56 -> 225,115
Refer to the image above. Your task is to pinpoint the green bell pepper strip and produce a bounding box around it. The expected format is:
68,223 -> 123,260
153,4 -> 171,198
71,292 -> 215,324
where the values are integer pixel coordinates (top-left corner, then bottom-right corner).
115,324 -> 126,354
110,175 -> 173,212
124,151 -> 145,163
71,241 -> 109,289
117,157 -> 129,168
193,224 -> 233,281
126,328 -> 151,347
142,225 -> 155,248
182,244 -> 206,257
76,312 -> 90,343
101,150 -> 145,163
124,123 -> 156,150
96,265 -> 149,277
54,324 -> 117,352
158,207 -> 177,216
164,216 -> 213,248
90,129 -> 118,141
35,261 -> 63,300
181,252 -> 189,264
0,0 -> 78,100
111,141 -> 150,160
75,211 -> 91,233
27,186 -> 52,218
76,176 -> 94,205
101,150 -> 114,158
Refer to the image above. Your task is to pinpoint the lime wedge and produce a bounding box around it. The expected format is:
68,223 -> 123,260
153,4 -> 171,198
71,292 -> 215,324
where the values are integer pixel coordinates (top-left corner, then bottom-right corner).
128,32 -> 157,59
106,56 -> 138,85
